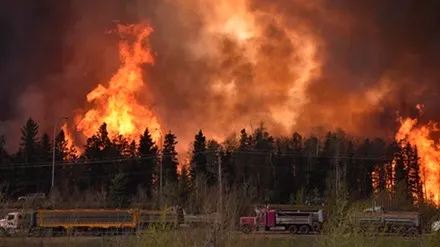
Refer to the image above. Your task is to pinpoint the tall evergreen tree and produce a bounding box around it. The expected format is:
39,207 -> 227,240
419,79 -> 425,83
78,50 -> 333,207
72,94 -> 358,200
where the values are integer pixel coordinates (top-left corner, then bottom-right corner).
406,144 -> 423,204
20,118 -> 39,163
392,141 -> 412,208
205,139 -> 220,186
0,135 -> 6,164
291,132 -> 305,198
16,118 -> 40,194
220,148 -> 235,190
234,129 -> 251,184
137,128 -> 158,198
55,130 -> 69,161
55,130 -> 80,192
109,172 -> 131,208
317,132 -> 337,197
191,130 -> 208,182
162,131 -> 179,185
0,135 -> 12,194
250,123 -> 275,201
83,123 -> 115,189
303,136 -> 319,199
177,166 -> 190,207
273,138 -> 295,203
38,133 -> 52,193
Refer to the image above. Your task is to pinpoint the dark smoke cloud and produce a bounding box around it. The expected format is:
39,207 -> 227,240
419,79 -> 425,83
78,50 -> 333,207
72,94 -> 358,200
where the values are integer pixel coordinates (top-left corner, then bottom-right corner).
1,0 -> 440,151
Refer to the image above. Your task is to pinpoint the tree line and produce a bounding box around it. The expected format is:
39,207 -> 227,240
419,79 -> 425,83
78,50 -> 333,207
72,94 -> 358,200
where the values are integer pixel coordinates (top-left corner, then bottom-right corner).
0,118 -> 427,210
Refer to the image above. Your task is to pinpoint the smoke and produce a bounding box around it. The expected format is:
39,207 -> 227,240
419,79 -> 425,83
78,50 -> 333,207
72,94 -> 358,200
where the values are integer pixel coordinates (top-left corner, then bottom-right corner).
1,0 -> 440,152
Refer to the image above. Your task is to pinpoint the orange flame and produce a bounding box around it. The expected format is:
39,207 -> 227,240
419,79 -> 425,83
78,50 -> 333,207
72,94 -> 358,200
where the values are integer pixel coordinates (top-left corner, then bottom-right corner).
74,23 -> 162,145
61,123 -> 82,155
395,105 -> 440,205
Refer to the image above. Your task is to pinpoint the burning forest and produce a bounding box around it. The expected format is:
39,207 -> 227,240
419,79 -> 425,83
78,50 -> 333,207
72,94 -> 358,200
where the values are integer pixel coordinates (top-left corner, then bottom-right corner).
1,0 -> 440,211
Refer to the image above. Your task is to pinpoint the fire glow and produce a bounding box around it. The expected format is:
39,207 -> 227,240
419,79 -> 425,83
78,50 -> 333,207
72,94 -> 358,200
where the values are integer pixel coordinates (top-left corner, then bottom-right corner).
73,23 -> 162,144
395,105 -> 440,205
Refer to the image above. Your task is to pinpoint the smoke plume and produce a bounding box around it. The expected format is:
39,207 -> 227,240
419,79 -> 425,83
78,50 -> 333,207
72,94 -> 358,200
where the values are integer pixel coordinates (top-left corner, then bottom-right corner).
1,0 -> 440,151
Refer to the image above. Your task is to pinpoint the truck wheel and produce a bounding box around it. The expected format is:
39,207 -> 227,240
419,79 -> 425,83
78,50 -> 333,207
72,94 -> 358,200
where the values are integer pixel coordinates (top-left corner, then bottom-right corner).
288,225 -> 297,234
393,226 -> 406,235
312,222 -> 322,233
241,224 -> 252,234
299,225 -> 310,234
405,227 -> 418,237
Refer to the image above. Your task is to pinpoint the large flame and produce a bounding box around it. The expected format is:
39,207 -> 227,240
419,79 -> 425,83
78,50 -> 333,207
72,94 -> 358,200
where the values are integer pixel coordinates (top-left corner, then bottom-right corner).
74,23 -> 162,145
395,105 -> 440,205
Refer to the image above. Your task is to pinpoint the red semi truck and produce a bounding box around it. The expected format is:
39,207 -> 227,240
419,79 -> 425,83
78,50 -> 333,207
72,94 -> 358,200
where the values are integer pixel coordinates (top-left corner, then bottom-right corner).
240,206 -> 325,234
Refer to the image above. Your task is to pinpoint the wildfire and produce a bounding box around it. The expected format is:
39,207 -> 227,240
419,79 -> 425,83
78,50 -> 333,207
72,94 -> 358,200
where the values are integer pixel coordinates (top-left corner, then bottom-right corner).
395,105 -> 440,205
61,123 -> 82,155
74,23 -> 162,145
181,0 -> 320,136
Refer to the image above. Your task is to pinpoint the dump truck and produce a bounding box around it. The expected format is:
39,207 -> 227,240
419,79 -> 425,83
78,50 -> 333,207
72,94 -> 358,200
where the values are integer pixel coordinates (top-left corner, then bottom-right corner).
351,206 -> 422,236
0,209 -> 139,236
240,205 -> 325,234
0,207 -> 186,237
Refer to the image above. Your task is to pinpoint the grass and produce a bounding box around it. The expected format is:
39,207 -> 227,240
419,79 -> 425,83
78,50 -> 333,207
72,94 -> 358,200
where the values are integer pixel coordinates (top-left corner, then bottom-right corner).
2,231 -> 440,247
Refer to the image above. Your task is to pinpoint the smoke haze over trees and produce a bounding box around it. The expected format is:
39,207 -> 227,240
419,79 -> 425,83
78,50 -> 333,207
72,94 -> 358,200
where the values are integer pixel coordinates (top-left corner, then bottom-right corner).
1,0 -> 440,152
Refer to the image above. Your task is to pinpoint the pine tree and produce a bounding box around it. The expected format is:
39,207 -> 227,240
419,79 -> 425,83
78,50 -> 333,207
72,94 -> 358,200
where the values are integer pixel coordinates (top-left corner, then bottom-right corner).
17,118 -> 40,194
406,144 -> 423,204
38,133 -> 52,193
55,130 -> 69,161
0,135 -> 11,195
393,141 -> 411,208
394,142 -> 408,187
220,148 -> 234,189
137,128 -> 158,198
0,135 -> 4,163
83,123 -> 115,189
20,118 -> 39,163
177,166 -> 190,207
112,135 -> 130,158
109,172 -> 131,208
303,136 -> 319,199
273,138 -> 295,203
250,123 -> 275,201
235,129 -> 251,184
205,139 -> 220,186
162,131 -> 179,185
291,132 -> 305,198
191,130 -> 208,182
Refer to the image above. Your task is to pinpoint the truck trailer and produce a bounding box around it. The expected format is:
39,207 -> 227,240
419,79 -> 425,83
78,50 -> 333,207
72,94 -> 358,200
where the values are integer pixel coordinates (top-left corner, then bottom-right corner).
351,206 -> 422,236
240,206 -> 325,234
0,207 -> 185,237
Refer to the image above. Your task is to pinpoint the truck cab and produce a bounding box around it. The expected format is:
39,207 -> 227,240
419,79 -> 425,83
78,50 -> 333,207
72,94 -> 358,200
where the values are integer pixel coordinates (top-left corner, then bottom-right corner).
0,212 -> 25,235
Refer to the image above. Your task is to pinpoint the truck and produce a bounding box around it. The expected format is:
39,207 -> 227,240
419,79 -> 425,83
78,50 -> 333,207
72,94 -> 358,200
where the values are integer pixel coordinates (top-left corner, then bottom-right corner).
0,207 -> 185,237
0,209 -> 139,236
351,206 -> 422,236
240,205 -> 325,234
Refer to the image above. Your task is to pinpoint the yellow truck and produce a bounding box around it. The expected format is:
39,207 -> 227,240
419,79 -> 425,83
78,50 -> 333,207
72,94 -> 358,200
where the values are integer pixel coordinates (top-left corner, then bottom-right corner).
0,207 -> 183,236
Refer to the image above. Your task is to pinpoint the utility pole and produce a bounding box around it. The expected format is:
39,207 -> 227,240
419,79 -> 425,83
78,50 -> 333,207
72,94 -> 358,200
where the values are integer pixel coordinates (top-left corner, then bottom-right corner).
157,130 -> 163,207
217,147 -> 222,225
52,117 -> 68,190
335,138 -> 340,200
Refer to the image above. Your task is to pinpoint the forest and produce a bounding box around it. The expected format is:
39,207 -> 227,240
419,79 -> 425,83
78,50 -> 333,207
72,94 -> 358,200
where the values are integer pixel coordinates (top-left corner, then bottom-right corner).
0,117 -> 427,212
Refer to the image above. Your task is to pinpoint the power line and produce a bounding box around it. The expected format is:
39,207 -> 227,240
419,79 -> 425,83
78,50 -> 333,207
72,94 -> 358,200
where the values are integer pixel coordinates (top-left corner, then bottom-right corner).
0,149 -> 417,170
